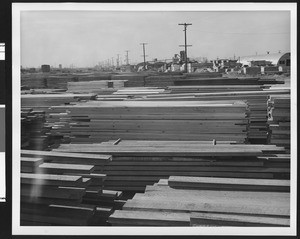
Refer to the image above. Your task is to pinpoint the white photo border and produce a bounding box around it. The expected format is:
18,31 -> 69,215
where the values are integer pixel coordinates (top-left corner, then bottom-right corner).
12,2 -> 297,236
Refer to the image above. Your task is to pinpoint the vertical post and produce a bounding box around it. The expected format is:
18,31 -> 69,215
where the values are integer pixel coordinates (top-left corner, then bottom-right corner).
142,44 -> 146,69
140,43 -> 148,70
184,26 -> 188,73
178,23 -> 192,73
117,54 -> 120,68
125,50 -> 129,65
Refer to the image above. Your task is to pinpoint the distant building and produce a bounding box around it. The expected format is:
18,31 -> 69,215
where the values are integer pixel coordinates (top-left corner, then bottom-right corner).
41,64 -> 51,73
29,68 -> 36,73
239,52 -> 290,72
191,62 -> 213,72
59,64 -> 62,69
211,59 -> 241,73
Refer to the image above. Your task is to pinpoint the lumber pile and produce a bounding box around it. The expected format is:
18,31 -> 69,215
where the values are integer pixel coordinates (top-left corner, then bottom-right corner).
111,74 -> 147,87
268,95 -> 290,150
21,74 -> 48,89
108,176 -> 290,226
183,72 -> 223,78
46,76 -> 78,89
143,75 -> 184,87
20,150 -> 125,226
21,108 -> 54,150
168,85 -> 267,94
67,80 -> 128,94
95,87 -> 170,101
21,94 -> 96,148
53,140 -> 288,192
173,77 -> 284,86
21,93 -> 96,108
140,88 -> 290,144
21,88 -> 67,94
48,100 -> 250,143
75,74 -> 112,82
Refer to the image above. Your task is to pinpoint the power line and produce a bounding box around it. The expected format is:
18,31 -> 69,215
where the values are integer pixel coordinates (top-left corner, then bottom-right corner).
196,30 -> 289,35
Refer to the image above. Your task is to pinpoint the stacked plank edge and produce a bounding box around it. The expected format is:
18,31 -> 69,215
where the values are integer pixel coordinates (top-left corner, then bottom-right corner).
108,176 -> 290,226
268,95 -> 290,152
20,150 -> 125,226
48,100 -> 249,143
53,141 -> 288,192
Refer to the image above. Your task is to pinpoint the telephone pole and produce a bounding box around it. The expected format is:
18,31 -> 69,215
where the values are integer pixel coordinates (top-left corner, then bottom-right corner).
125,50 -> 130,65
140,43 -> 148,70
117,54 -> 120,68
178,23 -> 192,73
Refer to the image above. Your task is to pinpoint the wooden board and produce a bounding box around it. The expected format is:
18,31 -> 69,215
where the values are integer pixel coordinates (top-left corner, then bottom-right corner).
190,212 -> 289,227
168,176 -> 290,192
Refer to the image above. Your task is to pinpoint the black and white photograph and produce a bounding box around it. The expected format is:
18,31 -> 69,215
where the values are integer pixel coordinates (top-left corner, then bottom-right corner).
11,2 -> 297,236
0,42 -> 5,203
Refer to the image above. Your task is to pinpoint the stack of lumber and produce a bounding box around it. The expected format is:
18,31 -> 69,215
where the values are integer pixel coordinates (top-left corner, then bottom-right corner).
140,88 -> 290,144
75,74 -> 112,82
21,74 -> 48,89
53,141 -> 288,192
46,75 -> 78,89
183,72 -> 223,78
143,75 -> 184,87
20,150 -> 124,226
67,80 -> 128,94
268,95 -> 290,150
21,108 -> 54,150
21,93 -> 96,112
108,176 -> 290,226
111,74 -> 147,87
173,77 -> 284,86
48,100 -> 250,143
21,88 -> 67,95
95,87 -> 169,101
168,85 -> 268,94
140,73 -> 225,88
112,87 -> 168,96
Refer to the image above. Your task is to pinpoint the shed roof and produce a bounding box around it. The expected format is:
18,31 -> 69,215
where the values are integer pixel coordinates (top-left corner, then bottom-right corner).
239,52 -> 290,66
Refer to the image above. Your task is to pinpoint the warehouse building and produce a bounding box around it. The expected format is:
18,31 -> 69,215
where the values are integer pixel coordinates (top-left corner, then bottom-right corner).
239,52 -> 290,72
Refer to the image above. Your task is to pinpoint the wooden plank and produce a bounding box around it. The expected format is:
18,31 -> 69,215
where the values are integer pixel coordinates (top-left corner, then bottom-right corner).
21,173 -> 82,186
38,163 -> 95,174
21,185 -> 86,199
123,197 -> 289,217
103,165 -> 288,173
21,157 -> 44,167
168,176 -> 290,192
21,149 -> 112,162
54,144 -> 285,157
190,212 -> 289,227
108,210 -> 190,226
99,170 -> 274,179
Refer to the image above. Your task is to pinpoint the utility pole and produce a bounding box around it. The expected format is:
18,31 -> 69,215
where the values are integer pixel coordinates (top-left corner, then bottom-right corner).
125,50 -> 129,65
117,54 -> 120,68
140,43 -> 148,70
178,23 -> 192,73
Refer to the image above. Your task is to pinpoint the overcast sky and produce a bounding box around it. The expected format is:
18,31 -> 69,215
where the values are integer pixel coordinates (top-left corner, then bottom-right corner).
21,10 -> 290,68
